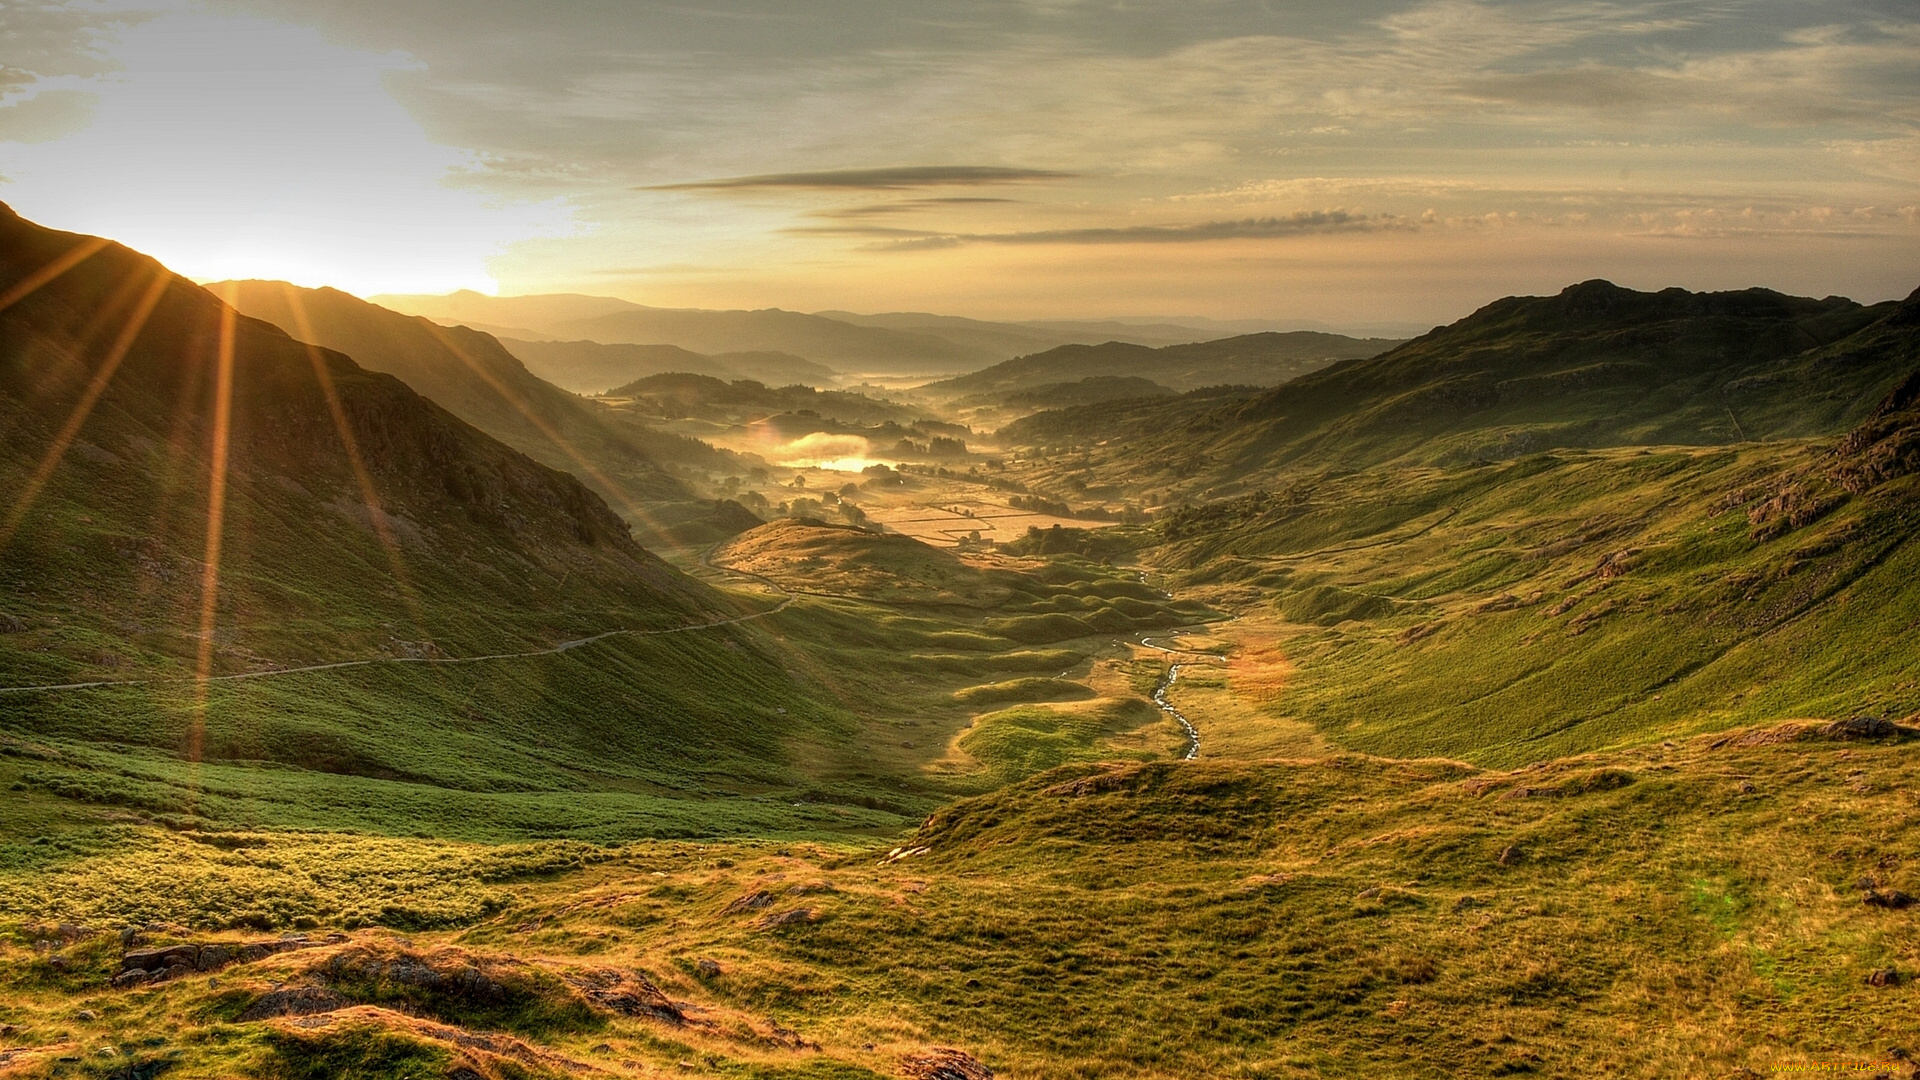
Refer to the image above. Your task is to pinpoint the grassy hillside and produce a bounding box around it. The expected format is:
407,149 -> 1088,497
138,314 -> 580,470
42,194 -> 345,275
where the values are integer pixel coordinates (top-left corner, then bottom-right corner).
0,206 -> 925,840
1007,282 -> 1914,501
11,207 -> 1920,1080
3,722 -> 1915,1078
921,331 -> 1397,397
215,281 -> 733,502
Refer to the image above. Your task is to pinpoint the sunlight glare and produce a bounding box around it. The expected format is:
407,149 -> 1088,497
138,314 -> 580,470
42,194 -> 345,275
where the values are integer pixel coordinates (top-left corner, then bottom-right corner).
0,11 -> 565,297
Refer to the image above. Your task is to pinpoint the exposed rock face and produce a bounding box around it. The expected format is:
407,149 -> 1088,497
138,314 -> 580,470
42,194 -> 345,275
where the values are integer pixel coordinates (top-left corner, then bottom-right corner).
237,986 -> 349,1021
113,935 -> 333,987
564,968 -> 684,1023
724,890 -> 776,914
759,908 -> 817,929
900,1048 -> 994,1080
1821,716 -> 1901,741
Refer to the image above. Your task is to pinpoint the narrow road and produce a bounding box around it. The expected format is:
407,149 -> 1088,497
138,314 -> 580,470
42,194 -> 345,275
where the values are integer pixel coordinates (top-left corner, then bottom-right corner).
0,598 -> 791,696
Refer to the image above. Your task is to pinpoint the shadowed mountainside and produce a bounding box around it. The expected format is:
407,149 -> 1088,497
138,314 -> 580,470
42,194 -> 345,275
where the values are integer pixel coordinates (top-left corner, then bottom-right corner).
1002,280 -> 1916,494
0,207 -> 729,685
0,205 -> 903,838
214,281 -> 732,504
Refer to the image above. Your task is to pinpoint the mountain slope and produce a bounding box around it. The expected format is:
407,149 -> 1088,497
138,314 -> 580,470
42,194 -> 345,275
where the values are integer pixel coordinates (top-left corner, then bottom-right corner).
0,203 -> 876,836
920,330 -> 1399,397
214,281 -> 724,504
1009,281 -> 1914,493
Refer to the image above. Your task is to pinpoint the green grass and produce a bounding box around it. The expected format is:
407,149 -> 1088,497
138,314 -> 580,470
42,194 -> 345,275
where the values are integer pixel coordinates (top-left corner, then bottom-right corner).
3,726 -> 1914,1079
1152,445 -> 1920,765
955,698 -> 1162,785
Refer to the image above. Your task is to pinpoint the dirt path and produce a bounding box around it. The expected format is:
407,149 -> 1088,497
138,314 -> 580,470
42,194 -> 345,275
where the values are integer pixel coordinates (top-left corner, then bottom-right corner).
0,598 -> 791,697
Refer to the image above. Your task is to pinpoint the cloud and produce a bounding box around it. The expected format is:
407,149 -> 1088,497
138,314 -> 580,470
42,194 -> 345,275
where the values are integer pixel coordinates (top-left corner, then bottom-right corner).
793,210 -> 1408,251
643,165 -> 1075,192
809,196 -> 1018,219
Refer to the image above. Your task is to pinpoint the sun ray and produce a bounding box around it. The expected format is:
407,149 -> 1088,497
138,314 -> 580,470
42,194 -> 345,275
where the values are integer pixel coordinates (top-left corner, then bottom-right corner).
0,269 -> 172,552
187,294 -> 240,761
0,236 -> 111,316
0,261 -> 166,450
274,282 -> 432,635
413,319 -> 681,543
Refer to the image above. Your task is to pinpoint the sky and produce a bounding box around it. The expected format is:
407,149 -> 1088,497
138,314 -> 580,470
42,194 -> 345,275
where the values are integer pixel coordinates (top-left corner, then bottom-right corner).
0,0 -> 1915,328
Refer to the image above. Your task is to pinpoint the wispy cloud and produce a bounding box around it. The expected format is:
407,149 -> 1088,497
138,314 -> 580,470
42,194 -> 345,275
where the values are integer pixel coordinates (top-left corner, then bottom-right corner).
644,165 -> 1074,192
790,210 -> 1406,250
809,196 -> 1018,219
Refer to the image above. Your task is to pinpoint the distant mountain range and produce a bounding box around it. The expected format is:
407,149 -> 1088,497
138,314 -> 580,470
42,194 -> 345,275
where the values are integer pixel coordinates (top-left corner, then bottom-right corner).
496,338 -> 838,395
372,290 -> 1388,379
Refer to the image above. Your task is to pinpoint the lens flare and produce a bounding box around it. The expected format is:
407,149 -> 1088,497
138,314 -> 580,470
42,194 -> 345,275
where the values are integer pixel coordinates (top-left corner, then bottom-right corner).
0,269 -> 172,552
187,293 -> 240,760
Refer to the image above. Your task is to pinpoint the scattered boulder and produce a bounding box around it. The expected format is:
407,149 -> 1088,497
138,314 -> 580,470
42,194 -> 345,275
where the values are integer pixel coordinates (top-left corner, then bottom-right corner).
1737,780 -> 1757,795
1497,845 -> 1522,867
1866,890 -> 1917,910
238,986 -> 348,1021
116,935 -> 328,987
695,959 -> 723,978
1868,968 -> 1902,988
764,1021 -> 817,1050
725,890 -> 776,914
1823,716 -> 1900,741
565,968 -> 683,1024
0,614 -> 25,633
901,1048 -> 993,1080
760,908 -> 817,930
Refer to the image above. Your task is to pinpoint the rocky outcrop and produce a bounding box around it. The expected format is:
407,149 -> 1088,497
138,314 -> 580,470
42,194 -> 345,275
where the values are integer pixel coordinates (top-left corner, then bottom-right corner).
563,968 -> 683,1023
113,934 -> 338,988
901,1048 -> 994,1080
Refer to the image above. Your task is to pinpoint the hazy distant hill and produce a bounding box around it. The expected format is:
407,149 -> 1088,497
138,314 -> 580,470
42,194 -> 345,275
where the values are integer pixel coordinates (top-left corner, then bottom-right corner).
380,291 -> 1308,375
216,282 -> 733,504
376,290 -> 995,375
923,331 -> 1400,397
555,307 -> 988,374
499,337 -> 839,394
370,289 -> 643,333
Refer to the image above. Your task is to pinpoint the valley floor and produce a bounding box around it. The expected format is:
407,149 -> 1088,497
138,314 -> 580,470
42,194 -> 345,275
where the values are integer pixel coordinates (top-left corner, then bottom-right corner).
1,720 -> 1916,1079
8,443 -> 1920,1078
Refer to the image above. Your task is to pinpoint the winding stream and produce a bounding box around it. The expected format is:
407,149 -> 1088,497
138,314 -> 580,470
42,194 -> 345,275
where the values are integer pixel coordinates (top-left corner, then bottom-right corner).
1138,633 -> 1227,761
